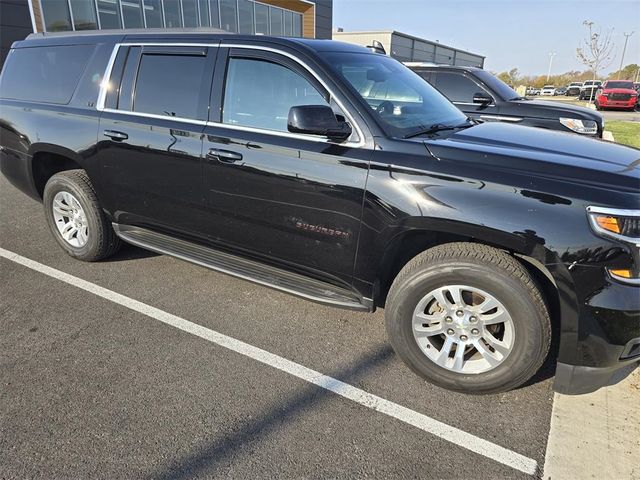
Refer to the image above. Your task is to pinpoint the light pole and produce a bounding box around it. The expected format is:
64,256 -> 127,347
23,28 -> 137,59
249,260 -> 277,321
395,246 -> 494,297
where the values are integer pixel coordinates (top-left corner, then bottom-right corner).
546,52 -> 556,82
617,32 -> 635,79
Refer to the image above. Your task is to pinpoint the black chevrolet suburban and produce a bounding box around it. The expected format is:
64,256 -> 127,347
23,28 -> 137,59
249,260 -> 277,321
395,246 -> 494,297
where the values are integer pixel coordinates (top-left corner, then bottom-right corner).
406,64 -> 604,137
1,31 -> 639,395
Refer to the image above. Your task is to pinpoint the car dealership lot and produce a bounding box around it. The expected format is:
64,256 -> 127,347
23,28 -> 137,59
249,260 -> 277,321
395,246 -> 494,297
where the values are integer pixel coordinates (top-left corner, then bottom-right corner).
0,174 -> 559,478
533,96 -> 640,122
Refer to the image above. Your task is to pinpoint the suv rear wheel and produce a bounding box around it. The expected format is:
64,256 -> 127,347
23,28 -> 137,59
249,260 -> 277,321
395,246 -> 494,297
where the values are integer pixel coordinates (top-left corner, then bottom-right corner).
43,169 -> 121,261
385,243 -> 551,394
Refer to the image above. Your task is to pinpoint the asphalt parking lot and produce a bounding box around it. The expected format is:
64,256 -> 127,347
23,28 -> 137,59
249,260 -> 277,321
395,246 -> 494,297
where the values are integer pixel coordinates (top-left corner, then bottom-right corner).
0,173 -> 561,478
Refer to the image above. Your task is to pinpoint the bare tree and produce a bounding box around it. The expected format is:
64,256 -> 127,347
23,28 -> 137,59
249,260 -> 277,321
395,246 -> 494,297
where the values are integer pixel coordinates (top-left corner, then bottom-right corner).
576,21 -> 615,102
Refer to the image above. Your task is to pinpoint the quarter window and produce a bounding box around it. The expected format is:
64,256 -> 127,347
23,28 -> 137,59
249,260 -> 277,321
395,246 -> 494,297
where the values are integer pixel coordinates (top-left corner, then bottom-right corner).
434,72 -> 484,103
133,53 -> 207,119
0,45 -> 94,104
222,57 -> 328,132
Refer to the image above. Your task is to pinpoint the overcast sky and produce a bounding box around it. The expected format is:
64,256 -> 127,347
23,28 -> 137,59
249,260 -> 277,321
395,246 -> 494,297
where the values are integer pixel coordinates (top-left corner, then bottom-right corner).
333,0 -> 640,75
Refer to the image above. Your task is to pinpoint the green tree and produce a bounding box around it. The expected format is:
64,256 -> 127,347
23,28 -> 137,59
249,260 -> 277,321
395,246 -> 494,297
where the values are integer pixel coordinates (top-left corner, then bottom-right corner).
496,68 -> 521,86
576,20 -> 615,101
607,64 -> 640,81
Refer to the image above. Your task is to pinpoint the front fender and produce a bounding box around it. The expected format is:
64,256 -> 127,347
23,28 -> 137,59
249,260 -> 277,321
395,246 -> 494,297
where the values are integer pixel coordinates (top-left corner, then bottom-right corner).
355,152 -> 631,368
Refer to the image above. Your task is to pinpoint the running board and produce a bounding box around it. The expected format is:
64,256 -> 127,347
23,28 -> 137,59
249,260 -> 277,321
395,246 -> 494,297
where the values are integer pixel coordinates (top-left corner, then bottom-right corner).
113,224 -> 370,311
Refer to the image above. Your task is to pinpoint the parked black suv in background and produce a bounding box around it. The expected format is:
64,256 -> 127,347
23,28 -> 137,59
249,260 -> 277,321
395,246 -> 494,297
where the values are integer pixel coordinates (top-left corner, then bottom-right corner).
579,80 -> 602,100
406,64 -> 604,137
1,31 -> 638,395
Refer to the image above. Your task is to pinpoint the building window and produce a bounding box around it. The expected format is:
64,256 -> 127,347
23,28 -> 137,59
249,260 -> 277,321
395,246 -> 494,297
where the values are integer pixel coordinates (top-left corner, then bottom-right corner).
198,0 -> 210,26
237,0 -> 254,34
254,2 -> 268,34
163,0 -> 183,27
219,0 -> 237,32
121,0 -> 144,27
209,0 -> 220,27
283,10 -> 292,36
143,0 -> 163,27
39,0 -> 307,36
41,0 -> 73,31
292,12 -> 302,37
70,0 -> 98,30
182,0 -> 198,27
97,0 -> 122,29
269,6 -> 282,35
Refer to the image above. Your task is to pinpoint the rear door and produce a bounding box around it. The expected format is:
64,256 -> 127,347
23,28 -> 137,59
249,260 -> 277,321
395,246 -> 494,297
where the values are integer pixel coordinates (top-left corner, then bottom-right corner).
97,44 -> 216,236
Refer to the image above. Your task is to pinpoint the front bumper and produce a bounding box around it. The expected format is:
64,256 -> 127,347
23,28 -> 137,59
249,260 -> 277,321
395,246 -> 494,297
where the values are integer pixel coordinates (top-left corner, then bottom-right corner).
555,349 -> 639,395
554,273 -> 640,394
597,98 -> 637,109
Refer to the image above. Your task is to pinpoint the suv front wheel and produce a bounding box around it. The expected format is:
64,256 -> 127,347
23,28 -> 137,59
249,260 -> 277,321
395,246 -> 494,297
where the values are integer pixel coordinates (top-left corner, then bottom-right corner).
43,169 -> 121,261
385,243 -> 551,394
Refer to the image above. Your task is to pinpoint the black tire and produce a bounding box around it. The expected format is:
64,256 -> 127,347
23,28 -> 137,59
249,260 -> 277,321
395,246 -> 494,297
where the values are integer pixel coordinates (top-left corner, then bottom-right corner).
43,169 -> 121,261
385,243 -> 551,395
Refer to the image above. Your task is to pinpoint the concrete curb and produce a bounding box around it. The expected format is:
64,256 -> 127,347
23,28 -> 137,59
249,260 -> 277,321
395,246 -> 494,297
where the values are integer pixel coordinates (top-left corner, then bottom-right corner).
543,367 -> 640,479
603,131 -> 615,142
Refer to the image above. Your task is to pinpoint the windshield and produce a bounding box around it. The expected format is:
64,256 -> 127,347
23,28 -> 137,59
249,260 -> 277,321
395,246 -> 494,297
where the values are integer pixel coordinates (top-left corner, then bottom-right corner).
472,69 -> 521,100
321,52 -> 467,138
606,81 -> 634,89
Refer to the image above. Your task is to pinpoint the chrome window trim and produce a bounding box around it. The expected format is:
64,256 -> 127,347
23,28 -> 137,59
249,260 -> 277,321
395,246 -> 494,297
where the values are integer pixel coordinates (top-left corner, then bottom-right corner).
479,115 -> 523,123
97,42 -> 367,148
101,107 -> 208,125
453,101 -> 495,107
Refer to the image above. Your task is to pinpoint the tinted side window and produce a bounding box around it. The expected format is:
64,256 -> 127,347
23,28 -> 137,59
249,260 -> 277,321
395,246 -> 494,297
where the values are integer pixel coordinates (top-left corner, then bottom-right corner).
415,70 -> 434,84
0,45 -> 93,104
435,72 -> 482,103
222,57 -> 328,132
133,53 -> 207,119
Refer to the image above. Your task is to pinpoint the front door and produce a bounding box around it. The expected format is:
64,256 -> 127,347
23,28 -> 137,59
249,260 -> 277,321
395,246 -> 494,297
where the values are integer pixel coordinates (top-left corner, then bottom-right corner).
430,70 -> 498,122
97,44 -> 216,237
201,47 -> 371,284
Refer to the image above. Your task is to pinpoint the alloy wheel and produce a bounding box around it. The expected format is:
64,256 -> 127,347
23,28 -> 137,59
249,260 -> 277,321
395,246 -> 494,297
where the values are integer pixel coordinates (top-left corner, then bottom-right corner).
412,284 -> 515,374
52,191 -> 89,248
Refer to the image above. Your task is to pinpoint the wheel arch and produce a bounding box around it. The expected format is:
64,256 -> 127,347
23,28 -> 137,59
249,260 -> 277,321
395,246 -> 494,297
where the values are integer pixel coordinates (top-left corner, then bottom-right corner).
29,144 -> 85,199
372,225 -> 578,358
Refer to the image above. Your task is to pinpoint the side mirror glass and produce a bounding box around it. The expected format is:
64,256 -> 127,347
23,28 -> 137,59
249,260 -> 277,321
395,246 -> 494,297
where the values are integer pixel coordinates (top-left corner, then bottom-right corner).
473,92 -> 493,104
288,105 -> 352,142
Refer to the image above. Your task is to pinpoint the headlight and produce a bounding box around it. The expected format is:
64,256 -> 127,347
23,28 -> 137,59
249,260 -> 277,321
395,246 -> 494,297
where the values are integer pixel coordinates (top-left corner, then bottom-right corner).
559,117 -> 598,135
587,206 -> 640,284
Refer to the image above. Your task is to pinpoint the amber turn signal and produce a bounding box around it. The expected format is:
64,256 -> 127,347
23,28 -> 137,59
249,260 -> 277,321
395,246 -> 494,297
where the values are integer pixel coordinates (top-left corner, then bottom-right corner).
608,269 -> 633,279
594,215 -> 621,234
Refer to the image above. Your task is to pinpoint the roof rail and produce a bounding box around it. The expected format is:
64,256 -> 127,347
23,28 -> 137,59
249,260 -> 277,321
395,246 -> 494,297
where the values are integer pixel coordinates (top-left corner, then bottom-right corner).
27,27 -> 230,39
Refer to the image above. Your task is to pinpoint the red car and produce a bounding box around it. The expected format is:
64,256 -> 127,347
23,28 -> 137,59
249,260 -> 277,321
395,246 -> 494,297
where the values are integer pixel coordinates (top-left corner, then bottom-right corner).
594,80 -> 638,111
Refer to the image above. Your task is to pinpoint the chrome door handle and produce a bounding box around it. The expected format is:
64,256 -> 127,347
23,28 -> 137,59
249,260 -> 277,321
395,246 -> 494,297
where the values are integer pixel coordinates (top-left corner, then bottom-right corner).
207,148 -> 243,164
103,130 -> 128,141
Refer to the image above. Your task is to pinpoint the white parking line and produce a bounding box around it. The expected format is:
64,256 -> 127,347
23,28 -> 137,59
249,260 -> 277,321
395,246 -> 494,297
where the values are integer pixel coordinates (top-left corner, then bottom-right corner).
0,247 -> 538,475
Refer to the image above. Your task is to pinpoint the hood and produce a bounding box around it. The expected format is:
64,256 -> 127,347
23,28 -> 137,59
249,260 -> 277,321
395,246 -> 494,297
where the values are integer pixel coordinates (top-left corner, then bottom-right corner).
509,98 -> 603,123
602,87 -> 637,94
423,122 -> 639,192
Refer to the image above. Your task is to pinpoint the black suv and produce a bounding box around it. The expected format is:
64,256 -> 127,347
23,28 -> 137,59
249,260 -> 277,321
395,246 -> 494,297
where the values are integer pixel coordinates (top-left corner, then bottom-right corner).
406,64 -> 604,137
1,31 -> 638,395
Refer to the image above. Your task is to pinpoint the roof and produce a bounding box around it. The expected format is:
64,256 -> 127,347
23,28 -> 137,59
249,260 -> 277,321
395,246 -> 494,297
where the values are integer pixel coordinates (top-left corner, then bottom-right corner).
333,30 -> 485,59
20,29 -> 371,54
405,63 -> 483,72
